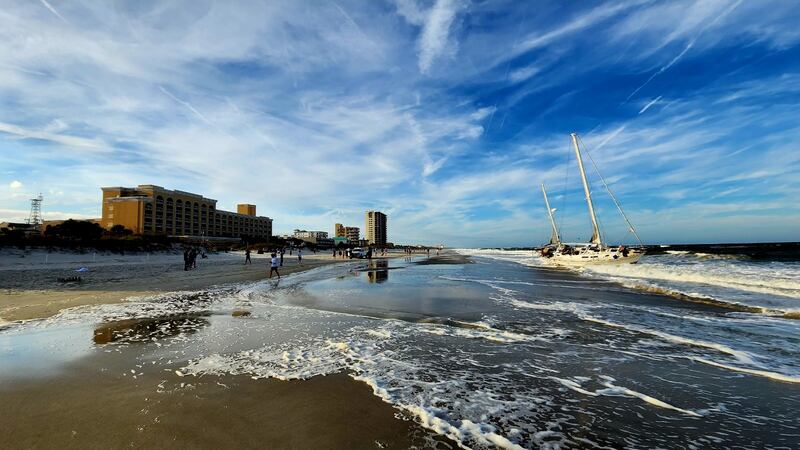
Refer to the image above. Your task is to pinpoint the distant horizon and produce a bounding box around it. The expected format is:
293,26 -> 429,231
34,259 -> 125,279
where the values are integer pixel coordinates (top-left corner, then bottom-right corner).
1,1 -> 799,247
457,240 -> 800,249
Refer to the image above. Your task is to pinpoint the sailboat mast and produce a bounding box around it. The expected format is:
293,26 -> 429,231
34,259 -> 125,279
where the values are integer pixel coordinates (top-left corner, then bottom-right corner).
571,133 -> 602,245
541,183 -> 560,245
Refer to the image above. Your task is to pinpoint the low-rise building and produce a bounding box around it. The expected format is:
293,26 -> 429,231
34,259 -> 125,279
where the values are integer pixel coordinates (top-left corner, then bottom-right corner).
101,185 -> 272,239
293,229 -> 328,239
345,226 -> 360,243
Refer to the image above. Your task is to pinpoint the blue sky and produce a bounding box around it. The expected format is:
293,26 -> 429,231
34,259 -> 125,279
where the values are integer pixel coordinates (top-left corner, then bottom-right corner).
1,0 -> 799,247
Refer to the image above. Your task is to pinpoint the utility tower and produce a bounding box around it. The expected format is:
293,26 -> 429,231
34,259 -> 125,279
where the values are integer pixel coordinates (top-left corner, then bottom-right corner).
27,194 -> 43,230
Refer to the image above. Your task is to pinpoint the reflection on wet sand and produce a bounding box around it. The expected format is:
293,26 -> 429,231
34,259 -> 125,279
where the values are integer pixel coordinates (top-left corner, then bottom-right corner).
93,315 -> 209,345
366,260 -> 389,284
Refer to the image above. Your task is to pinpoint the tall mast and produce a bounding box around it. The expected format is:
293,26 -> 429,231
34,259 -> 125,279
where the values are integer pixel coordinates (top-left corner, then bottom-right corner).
571,133 -> 602,245
541,184 -> 560,245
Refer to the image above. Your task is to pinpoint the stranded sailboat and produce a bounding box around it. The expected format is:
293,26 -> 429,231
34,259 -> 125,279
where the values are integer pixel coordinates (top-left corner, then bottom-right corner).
540,133 -> 644,265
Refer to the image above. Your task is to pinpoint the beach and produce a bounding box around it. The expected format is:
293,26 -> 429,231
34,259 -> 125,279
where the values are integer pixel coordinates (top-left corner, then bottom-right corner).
0,249 -> 356,323
0,249 -> 440,449
1,369 -> 430,449
2,249 -> 799,448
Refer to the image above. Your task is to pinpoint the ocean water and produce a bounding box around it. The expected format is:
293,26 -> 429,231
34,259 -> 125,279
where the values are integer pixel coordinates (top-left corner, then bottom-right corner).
460,247 -> 800,315
2,253 -> 800,449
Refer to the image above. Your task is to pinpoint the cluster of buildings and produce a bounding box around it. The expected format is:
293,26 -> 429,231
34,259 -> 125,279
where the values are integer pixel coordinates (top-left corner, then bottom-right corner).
291,211 -> 388,248
9,184 -> 389,248
294,211 -> 387,247
335,223 -> 360,242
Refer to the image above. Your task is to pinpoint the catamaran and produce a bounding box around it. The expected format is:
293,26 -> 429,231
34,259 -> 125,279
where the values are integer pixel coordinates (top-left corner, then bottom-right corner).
540,133 -> 644,265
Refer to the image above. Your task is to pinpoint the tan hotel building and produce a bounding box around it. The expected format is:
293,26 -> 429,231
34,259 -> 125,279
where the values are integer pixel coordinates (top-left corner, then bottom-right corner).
101,185 -> 272,239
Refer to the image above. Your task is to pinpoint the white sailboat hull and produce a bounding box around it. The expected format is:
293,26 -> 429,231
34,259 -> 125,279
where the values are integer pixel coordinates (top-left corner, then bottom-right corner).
545,253 -> 642,266
541,247 -> 643,266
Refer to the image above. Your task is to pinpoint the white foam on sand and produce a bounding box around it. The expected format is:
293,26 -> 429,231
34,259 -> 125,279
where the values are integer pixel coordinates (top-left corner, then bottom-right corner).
183,339 -> 351,381
181,320 -> 550,449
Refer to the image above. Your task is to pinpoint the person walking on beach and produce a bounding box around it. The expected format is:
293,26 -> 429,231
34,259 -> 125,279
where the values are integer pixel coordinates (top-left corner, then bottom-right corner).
245,248 -> 251,265
297,249 -> 303,266
280,248 -> 285,267
332,248 -> 337,259
183,248 -> 191,271
269,253 -> 280,279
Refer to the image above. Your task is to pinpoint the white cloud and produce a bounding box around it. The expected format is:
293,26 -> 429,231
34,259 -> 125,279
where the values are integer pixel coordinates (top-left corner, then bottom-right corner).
417,0 -> 462,73
38,0 -> 69,24
0,121 -> 107,151
638,96 -> 662,114
9,180 -> 23,189
422,157 -> 447,177
508,65 -> 540,84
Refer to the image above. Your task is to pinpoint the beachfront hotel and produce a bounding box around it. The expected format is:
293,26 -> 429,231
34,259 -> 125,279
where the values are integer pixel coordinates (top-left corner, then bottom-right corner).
365,210 -> 387,246
335,223 -> 361,243
101,185 -> 272,239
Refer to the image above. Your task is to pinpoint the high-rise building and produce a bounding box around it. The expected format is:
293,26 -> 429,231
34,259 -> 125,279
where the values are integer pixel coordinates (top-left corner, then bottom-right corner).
345,226 -> 360,242
334,223 -> 346,238
365,210 -> 387,246
101,185 -> 272,239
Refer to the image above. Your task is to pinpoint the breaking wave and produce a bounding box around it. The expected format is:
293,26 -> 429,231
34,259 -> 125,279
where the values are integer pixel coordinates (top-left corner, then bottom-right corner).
454,248 -> 800,315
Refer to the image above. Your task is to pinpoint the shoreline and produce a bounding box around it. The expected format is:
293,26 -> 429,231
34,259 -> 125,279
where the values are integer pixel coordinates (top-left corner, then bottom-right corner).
0,366 -> 437,449
0,254 -> 449,449
0,249 -> 400,323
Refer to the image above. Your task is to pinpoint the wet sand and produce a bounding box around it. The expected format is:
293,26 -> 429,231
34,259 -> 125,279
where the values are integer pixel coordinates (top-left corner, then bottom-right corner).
0,251 -> 396,323
0,369 -> 431,449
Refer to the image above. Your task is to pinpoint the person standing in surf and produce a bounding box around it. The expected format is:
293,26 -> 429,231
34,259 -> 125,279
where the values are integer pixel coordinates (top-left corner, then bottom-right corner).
297,248 -> 303,266
268,252 -> 280,279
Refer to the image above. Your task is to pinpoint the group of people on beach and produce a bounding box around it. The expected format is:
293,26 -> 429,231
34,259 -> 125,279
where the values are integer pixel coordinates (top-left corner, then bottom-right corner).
182,247 -> 205,271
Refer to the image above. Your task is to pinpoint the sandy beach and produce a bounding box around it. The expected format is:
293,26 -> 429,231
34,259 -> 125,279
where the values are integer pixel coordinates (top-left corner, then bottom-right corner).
0,249 -> 373,323
0,367 -> 431,449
